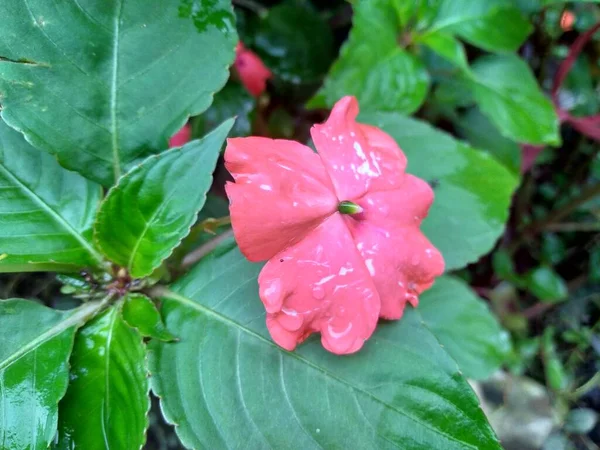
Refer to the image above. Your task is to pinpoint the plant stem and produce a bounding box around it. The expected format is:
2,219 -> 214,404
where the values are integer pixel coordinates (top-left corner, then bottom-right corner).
521,183 -> 600,236
570,371 -> 600,400
545,222 -> 600,232
181,229 -> 235,270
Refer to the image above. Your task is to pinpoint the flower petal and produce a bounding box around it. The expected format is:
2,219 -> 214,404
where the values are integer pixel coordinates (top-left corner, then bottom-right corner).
346,216 -> 445,320
258,213 -> 380,354
310,96 -> 407,200
357,175 -> 434,227
168,124 -> 191,148
225,137 -> 337,262
235,42 -> 272,97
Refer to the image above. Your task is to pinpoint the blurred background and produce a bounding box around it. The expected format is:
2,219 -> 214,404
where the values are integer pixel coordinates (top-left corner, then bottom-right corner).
2,1 -> 599,449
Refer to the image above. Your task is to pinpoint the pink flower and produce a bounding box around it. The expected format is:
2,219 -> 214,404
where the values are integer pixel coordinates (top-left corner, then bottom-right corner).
234,42 -> 272,97
225,96 -> 444,354
169,123 -> 191,148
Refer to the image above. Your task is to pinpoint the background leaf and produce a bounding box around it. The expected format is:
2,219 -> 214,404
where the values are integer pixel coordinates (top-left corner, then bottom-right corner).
0,299 -> 99,450
56,305 -> 149,450
419,276 -> 512,380
0,0 -> 237,186
0,120 -> 103,273
122,293 -> 176,341
149,245 -> 501,450
470,55 -> 560,145
523,266 -> 569,303
94,119 -> 233,278
360,112 -> 519,270
191,82 -> 256,139
421,1 -> 532,52
253,0 -> 334,85
309,0 -> 429,113
454,108 -> 522,175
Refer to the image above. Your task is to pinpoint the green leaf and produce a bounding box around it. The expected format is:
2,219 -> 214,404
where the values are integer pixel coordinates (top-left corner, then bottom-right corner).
523,266 -> 569,303
0,0 -> 236,186
470,55 -> 561,145
417,32 -> 469,70
253,0 -> 334,85
360,112 -> 519,270
455,108 -> 522,175
56,305 -> 149,449
149,246 -> 501,450
94,119 -> 233,278
122,293 -> 176,342
419,276 -> 511,380
191,82 -> 255,139
423,2 -> 532,52
0,120 -> 103,273
309,0 -> 429,113
0,299 -> 101,450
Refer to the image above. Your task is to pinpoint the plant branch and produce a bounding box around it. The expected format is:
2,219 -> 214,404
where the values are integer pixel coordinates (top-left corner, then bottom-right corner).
570,371 -> 600,400
181,229 -> 235,270
521,183 -> 600,236
545,222 -> 600,232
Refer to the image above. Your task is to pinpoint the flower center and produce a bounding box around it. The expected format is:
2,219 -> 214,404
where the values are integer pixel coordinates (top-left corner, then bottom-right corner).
337,200 -> 363,215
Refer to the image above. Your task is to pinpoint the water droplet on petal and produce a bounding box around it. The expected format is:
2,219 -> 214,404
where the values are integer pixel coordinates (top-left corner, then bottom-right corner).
379,203 -> 390,216
312,286 -> 325,300
277,308 -> 304,332
261,279 -> 283,313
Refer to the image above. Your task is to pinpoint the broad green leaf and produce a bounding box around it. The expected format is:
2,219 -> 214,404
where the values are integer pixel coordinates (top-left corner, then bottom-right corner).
455,108 -> 522,175
523,266 -> 569,303
191,82 -> 255,139
0,0 -> 236,186
360,112 -> 519,270
149,246 -> 501,450
309,0 -> 429,114
0,299 -> 101,450
122,293 -> 176,341
419,276 -> 511,380
56,305 -> 149,449
417,32 -> 469,70
470,55 -> 560,145
0,120 -> 103,273
561,55 -> 600,117
253,0 -> 334,85
422,1 -> 532,52
94,119 -> 233,278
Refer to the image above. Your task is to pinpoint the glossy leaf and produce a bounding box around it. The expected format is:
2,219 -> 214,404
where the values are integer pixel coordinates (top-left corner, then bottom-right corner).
455,108 -> 522,175
417,32 -> 469,70
0,120 -> 103,273
149,245 -> 501,450
359,111 -> 519,270
191,82 -> 255,139
309,0 -> 429,114
0,0 -> 236,186
523,266 -> 569,303
0,299 -> 100,450
56,305 -> 149,449
470,55 -> 561,145
94,119 -> 233,278
419,276 -> 511,379
122,293 -> 176,341
423,1 -> 532,52
253,0 -> 334,85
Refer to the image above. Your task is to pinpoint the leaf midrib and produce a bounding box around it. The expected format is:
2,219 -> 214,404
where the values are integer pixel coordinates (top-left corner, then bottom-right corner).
0,163 -> 104,266
162,289 -> 478,450
109,0 -> 124,182
0,301 -> 102,371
